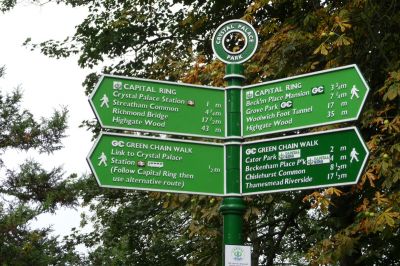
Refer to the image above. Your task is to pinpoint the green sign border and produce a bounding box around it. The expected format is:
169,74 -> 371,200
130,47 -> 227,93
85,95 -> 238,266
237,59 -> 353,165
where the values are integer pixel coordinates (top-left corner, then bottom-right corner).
212,19 -> 258,64
241,64 -> 370,137
240,127 -> 369,195
89,74 -> 227,139
87,132 -> 227,196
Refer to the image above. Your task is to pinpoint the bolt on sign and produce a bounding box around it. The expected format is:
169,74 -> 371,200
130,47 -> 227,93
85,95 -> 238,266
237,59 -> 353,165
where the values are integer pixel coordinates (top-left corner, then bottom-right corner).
87,132 -> 226,196
241,127 -> 369,195
90,75 -> 226,139
242,65 -> 370,137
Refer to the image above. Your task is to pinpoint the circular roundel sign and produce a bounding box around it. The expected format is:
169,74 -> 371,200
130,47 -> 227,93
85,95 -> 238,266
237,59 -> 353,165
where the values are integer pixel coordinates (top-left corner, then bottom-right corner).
212,19 -> 258,64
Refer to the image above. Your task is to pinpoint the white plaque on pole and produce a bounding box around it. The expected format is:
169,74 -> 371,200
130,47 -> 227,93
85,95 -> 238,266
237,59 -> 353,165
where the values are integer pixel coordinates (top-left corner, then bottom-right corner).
225,245 -> 251,266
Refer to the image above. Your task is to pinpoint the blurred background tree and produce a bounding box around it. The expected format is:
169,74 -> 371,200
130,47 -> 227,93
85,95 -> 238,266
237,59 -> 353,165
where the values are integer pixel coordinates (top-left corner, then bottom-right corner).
0,66 -> 82,265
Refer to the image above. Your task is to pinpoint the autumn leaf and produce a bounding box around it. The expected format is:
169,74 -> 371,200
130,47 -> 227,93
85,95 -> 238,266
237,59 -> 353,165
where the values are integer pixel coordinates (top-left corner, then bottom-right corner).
383,84 -> 400,101
366,135 -> 381,152
333,34 -> 353,47
178,194 -> 189,203
373,192 -> 390,205
371,116 -> 384,125
303,191 -> 319,202
313,43 -> 329,55
365,171 -> 378,187
335,10 -> 352,32
325,187 -> 344,197
355,198 -> 370,212
359,218 -> 373,233
375,208 -> 400,228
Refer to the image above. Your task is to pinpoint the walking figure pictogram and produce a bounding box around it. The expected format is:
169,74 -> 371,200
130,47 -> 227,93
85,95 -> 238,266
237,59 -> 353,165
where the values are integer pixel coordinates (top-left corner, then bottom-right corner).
98,152 -> 108,166
350,85 -> 359,100
350,148 -> 359,163
100,94 -> 109,108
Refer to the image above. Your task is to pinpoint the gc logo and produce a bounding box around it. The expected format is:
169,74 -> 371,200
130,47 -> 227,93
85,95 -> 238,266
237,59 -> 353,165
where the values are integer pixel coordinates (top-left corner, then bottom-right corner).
111,140 -> 125,147
311,86 -> 324,95
245,148 -> 257,155
113,81 -> 122,90
280,100 -> 293,109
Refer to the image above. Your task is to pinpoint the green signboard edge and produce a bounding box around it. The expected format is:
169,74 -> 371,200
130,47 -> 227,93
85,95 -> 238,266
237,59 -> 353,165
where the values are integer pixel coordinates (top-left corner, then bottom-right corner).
86,131 -> 227,196
240,126 -> 370,195
240,64 -> 370,138
89,74 -> 228,139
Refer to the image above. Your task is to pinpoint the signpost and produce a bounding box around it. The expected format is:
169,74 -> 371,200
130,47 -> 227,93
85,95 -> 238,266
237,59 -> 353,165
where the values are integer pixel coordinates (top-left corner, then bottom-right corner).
241,127 -> 369,195
87,19 -> 371,264
212,19 -> 260,260
90,75 -> 226,138
87,132 -> 226,196
242,65 -> 370,137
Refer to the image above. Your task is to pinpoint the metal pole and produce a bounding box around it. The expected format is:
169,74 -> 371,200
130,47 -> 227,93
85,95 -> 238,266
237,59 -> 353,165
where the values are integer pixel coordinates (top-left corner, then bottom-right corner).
220,64 -> 246,263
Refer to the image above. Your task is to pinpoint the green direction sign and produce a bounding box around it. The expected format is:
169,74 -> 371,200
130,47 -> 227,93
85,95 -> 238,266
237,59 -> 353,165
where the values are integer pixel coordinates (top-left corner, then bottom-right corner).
242,65 -> 370,137
90,75 -> 226,138
241,127 -> 369,195
87,132 -> 226,195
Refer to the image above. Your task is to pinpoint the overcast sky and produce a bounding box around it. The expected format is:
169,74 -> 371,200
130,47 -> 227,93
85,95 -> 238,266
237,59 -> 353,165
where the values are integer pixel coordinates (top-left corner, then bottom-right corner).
0,2 -> 93,238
